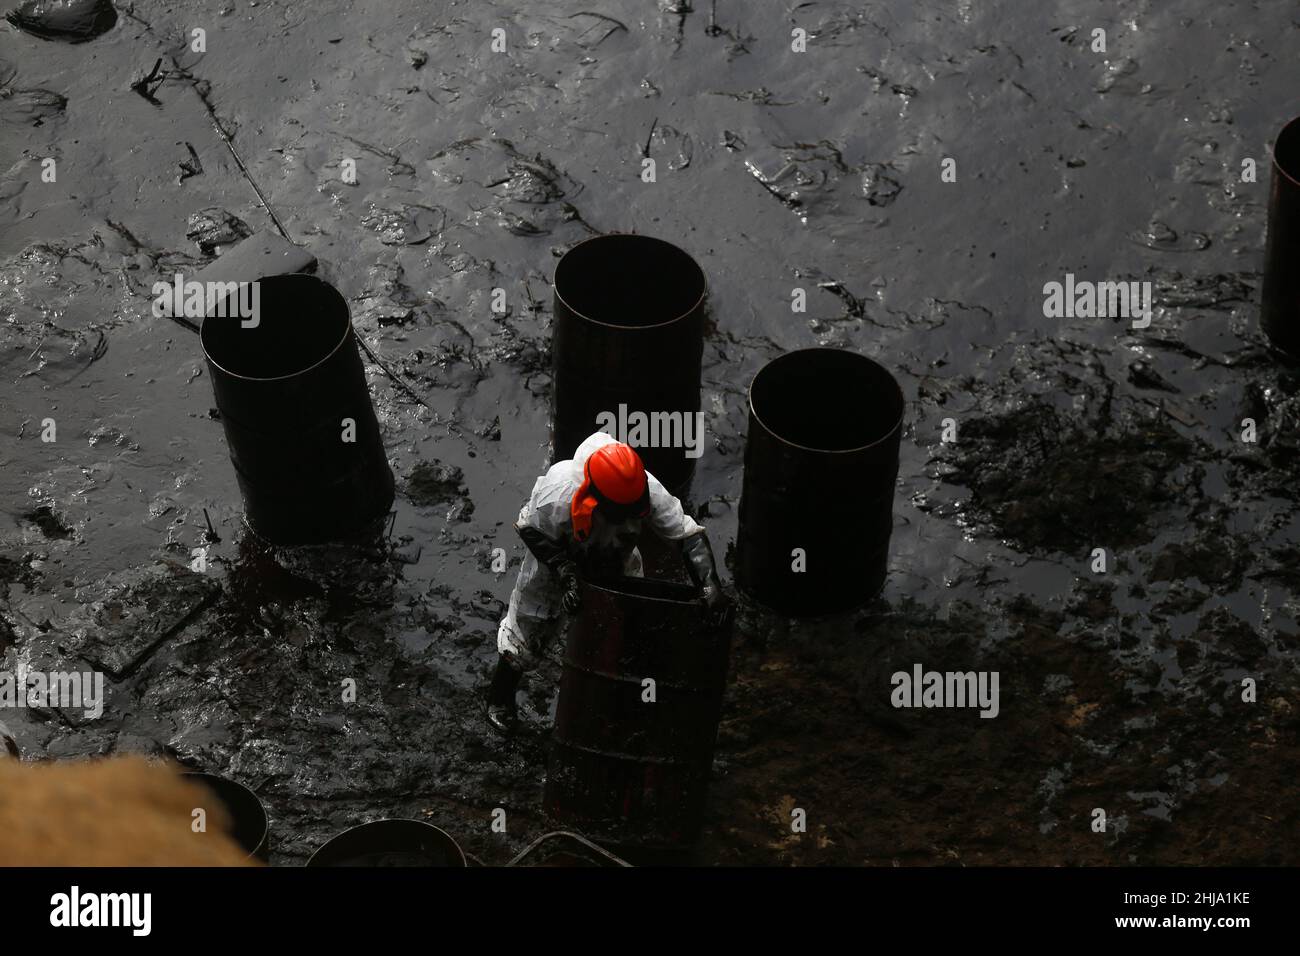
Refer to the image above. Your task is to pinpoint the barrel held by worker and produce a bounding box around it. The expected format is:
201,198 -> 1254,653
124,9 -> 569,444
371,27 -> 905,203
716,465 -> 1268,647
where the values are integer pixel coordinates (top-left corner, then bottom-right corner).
487,431 -> 728,734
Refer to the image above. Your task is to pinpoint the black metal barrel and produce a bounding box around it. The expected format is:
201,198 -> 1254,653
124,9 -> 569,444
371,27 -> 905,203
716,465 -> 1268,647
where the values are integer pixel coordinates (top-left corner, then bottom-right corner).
552,234 -> 706,493
543,576 -> 731,849
1262,115 -> 1300,359
200,274 -> 394,545
306,820 -> 466,867
735,348 -> 905,617
182,772 -> 269,861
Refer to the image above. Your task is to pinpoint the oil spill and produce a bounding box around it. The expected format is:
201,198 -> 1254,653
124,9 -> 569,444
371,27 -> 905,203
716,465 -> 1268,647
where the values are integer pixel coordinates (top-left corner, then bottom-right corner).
0,0 -> 1297,865
5,0 -> 116,44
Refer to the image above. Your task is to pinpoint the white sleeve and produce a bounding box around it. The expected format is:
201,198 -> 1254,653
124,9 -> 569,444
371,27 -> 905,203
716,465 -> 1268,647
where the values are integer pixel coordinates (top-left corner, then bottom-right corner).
515,476 -> 547,530
516,464 -> 581,540
645,473 -> 704,541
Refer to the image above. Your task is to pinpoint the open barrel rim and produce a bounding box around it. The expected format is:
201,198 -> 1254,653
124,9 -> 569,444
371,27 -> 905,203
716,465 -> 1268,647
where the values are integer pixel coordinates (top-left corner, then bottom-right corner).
200,274 -> 354,384
747,347 -> 906,455
181,771 -> 268,860
581,575 -> 701,606
305,819 -> 467,868
553,233 -> 707,332
1272,114 -> 1300,190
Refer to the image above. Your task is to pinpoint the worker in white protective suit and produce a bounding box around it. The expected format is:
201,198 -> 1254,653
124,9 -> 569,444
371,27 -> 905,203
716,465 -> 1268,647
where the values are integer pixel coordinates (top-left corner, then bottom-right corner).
487,431 -> 728,735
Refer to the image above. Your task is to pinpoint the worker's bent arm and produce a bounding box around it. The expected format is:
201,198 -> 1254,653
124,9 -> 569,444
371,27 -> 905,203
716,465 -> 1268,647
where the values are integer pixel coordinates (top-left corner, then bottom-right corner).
645,473 -> 705,541
515,522 -> 570,569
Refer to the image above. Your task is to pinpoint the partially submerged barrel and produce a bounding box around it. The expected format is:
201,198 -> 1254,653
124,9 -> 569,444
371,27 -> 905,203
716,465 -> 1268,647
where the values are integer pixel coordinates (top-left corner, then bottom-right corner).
306,820 -> 466,867
543,576 -> 731,849
1262,115 -> 1300,359
735,348 -> 905,616
551,234 -> 706,494
201,274 -> 394,545
182,772 -> 269,861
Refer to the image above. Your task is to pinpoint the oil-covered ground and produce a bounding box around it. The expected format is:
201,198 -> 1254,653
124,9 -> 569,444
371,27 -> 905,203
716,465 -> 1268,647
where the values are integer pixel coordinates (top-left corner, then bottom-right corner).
2,0 -> 1298,865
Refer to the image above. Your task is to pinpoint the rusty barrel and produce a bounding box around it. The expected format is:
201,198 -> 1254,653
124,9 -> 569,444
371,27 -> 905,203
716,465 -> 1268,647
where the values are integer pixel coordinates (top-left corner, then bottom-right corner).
735,348 -> 905,616
543,575 -> 731,848
551,233 -> 706,495
200,274 -> 394,545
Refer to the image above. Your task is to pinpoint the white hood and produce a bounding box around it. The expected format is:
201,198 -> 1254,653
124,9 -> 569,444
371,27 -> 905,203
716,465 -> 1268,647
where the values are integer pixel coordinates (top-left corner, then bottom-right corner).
572,430 -> 619,466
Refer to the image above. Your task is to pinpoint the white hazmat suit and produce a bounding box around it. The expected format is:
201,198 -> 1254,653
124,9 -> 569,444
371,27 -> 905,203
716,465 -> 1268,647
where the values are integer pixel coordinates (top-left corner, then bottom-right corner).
496,431 -> 704,670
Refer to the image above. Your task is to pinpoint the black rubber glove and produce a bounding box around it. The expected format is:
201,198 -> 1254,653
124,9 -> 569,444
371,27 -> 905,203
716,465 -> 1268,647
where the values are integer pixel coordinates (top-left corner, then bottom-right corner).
681,532 -> 730,628
556,560 -> 582,613
517,523 -> 583,614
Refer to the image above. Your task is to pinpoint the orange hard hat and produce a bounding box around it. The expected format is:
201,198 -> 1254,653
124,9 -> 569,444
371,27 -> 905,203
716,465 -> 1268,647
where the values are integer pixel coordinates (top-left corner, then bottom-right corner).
571,443 -> 651,542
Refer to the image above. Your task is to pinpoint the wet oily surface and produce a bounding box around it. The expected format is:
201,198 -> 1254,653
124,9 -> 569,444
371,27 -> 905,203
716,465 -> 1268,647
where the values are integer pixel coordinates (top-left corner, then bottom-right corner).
1,0 -> 1298,864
